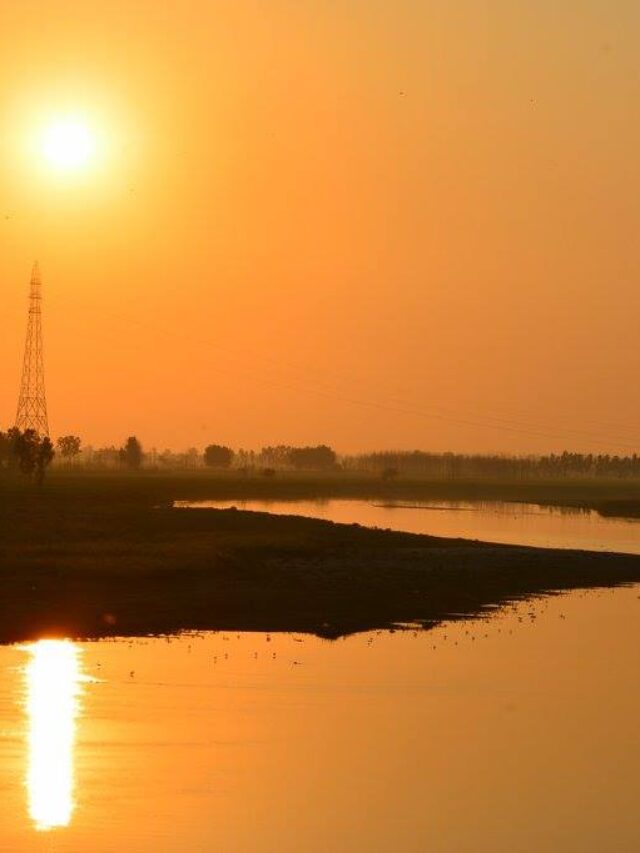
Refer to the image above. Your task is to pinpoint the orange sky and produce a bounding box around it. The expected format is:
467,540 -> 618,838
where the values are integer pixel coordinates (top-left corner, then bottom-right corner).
1,1 -> 639,454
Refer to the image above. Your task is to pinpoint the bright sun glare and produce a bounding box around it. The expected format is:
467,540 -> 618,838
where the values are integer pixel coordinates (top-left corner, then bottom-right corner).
25,640 -> 83,831
41,119 -> 94,170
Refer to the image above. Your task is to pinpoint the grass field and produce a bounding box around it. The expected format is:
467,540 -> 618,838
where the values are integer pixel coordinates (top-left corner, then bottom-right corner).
1,470 -> 639,642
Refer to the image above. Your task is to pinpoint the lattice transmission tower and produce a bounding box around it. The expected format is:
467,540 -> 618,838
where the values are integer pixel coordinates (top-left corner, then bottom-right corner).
15,262 -> 49,436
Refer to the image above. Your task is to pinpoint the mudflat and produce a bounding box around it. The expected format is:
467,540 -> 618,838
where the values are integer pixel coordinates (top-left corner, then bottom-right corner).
1,472 -> 639,641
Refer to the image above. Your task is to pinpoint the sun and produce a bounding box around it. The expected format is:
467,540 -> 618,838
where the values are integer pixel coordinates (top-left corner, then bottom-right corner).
41,119 -> 95,170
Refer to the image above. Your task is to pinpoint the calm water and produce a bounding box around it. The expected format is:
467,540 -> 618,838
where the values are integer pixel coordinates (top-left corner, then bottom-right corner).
175,497 -> 640,554
0,587 -> 638,851
1,501 -> 639,851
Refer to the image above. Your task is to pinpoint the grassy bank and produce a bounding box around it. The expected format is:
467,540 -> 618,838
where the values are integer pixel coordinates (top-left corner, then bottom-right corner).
0,471 -> 639,642
38,468 -> 640,514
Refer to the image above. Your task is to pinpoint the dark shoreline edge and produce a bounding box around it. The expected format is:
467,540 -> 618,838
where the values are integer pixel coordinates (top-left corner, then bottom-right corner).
2,475 -> 640,643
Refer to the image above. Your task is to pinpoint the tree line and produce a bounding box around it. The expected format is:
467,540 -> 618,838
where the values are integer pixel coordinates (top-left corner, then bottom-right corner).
60,440 -> 340,472
1,432 -> 340,475
5,428 -> 640,479
344,450 -> 640,480
0,429 -> 145,481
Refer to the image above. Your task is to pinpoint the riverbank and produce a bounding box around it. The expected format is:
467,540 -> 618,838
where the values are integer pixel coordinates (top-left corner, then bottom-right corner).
31,468 -> 640,513
1,472 -> 639,641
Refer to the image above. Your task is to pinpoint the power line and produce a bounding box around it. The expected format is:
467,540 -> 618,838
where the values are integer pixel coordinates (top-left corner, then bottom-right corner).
69,295 -> 639,452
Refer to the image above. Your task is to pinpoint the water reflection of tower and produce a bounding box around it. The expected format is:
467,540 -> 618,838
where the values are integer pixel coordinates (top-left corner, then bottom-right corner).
15,262 -> 49,436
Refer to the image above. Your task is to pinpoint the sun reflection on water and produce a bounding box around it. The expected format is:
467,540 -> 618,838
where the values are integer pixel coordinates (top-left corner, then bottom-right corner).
24,640 -> 83,831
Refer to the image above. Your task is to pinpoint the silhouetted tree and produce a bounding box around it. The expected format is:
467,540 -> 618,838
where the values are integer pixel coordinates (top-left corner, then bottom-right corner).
0,428 -> 54,483
13,429 -> 41,476
203,444 -> 235,468
57,434 -> 82,463
287,445 -> 338,471
36,437 -> 55,486
259,446 -> 294,468
119,436 -> 144,470
0,430 -> 11,470
4,427 -> 24,472
184,447 -> 201,469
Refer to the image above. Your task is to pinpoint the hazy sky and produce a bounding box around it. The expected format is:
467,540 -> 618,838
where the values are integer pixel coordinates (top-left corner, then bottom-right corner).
1,1 -> 639,453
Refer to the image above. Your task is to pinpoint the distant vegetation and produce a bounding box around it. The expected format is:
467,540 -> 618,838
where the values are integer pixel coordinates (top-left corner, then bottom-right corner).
0,427 -> 55,484
56,434 -> 82,463
346,450 -> 640,480
119,436 -> 144,470
70,444 -> 640,480
53,440 -> 341,474
260,445 -> 338,471
4,427 -> 640,481
204,444 -> 235,468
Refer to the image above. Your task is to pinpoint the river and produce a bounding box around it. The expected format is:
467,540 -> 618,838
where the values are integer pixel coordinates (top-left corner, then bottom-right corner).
175,497 -> 640,554
0,500 -> 638,851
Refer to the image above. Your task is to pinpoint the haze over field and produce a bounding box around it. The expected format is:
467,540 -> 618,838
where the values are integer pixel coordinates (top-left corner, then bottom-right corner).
1,1 -> 639,453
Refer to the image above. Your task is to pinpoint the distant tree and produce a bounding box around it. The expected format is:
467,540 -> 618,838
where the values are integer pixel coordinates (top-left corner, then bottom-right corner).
93,446 -> 120,468
13,429 -> 41,476
5,427 -> 24,472
287,445 -> 338,471
0,428 -> 54,483
204,444 -> 235,468
57,434 -> 82,463
185,447 -> 201,469
236,448 -> 256,473
259,446 -> 294,468
36,437 -> 55,486
119,436 -> 144,470
0,430 -> 11,470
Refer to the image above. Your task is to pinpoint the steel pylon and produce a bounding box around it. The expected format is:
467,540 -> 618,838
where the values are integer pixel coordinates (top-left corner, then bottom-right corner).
15,262 -> 49,436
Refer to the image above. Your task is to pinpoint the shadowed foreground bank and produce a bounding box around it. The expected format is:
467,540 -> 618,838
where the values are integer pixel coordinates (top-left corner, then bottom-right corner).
1,474 -> 640,641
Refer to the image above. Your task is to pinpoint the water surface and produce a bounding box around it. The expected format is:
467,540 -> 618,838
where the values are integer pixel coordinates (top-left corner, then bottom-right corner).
175,498 -> 640,554
0,587 -> 638,851
1,500 -> 639,850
